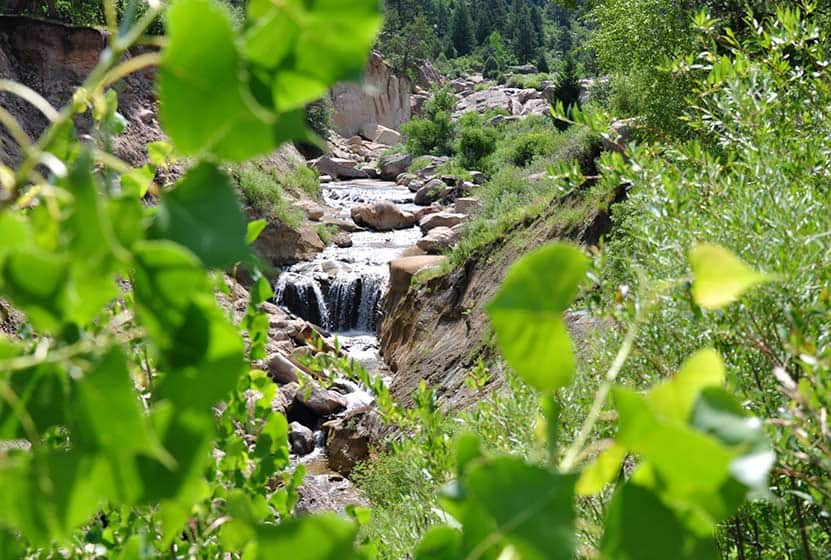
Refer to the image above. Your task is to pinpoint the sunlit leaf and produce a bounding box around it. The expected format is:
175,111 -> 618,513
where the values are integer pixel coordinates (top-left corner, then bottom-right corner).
487,243 -> 589,392
690,243 -> 768,309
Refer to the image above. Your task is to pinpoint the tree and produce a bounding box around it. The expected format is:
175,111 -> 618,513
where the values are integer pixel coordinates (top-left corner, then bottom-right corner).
450,0 -> 476,56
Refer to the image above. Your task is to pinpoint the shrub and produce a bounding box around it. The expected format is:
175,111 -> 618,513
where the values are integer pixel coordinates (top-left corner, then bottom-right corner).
507,131 -> 555,167
402,111 -> 455,156
457,125 -> 498,170
304,97 -> 334,140
483,55 -> 500,80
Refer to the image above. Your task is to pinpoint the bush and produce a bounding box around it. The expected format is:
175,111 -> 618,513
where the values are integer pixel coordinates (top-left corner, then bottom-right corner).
457,124 -> 498,170
507,131 -> 555,167
402,111 -> 455,156
483,55 -> 500,80
304,97 -> 334,140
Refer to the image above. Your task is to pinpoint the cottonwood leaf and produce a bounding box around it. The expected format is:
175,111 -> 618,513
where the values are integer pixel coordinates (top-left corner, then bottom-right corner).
690,243 -> 768,309
487,243 -> 589,392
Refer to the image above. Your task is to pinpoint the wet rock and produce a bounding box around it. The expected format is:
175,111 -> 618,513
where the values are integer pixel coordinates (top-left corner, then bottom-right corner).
419,212 -> 465,234
295,382 -> 348,416
407,178 -> 425,193
289,422 -> 316,455
295,473 -> 368,515
454,197 -> 481,215
322,217 -> 363,233
417,226 -> 459,254
324,408 -> 381,476
401,245 -> 427,258
414,179 -> 451,206
320,174 -> 333,183
312,156 -> 369,180
351,201 -> 416,231
378,152 -> 413,180
332,232 -> 353,248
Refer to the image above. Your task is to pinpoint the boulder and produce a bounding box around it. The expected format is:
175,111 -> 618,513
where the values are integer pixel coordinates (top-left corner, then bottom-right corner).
414,205 -> 441,221
469,171 -> 487,185
414,179 -> 450,206
289,422 -> 316,455
416,226 -> 459,254
454,197 -> 481,215
396,172 -> 417,186
266,353 -> 302,384
295,383 -> 347,416
324,408 -> 381,476
400,245 -> 427,258
388,255 -> 447,301
319,174 -> 333,183
254,222 -> 325,267
322,218 -> 363,233
411,93 -> 429,116
312,156 -> 369,180
360,122 -> 402,145
293,200 -> 325,221
378,152 -> 413,180
508,64 -> 538,74
407,178 -> 425,193
419,212 -> 465,234
332,232 -> 353,248
351,201 -> 416,231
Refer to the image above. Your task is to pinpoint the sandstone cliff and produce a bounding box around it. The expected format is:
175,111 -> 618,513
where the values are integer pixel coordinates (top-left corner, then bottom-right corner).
330,51 -> 410,138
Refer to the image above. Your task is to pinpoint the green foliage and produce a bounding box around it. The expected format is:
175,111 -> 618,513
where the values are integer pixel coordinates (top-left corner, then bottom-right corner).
281,165 -> 321,200
304,97 -> 334,140
232,164 -> 303,228
456,115 -> 498,169
0,0 -> 380,556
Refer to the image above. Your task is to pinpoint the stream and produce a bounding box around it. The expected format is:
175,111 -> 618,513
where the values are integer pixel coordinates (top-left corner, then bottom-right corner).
275,179 -> 419,513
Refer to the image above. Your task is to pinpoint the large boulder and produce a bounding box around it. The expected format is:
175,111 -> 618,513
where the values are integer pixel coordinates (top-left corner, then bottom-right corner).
254,222 -> 325,267
414,179 -> 451,206
359,122 -> 402,146
508,64 -> 538,74
330,51 -> 411,137
454,197 -> 481,215
295,383 -> 347,416
378,153 -> 413,180
312,156 -> 369,180
388,255 -> 447,301
324,408 -> 382,476
419,212 -> 465,234
266,353 -> 302,384
416,226 -> 459,254
351,201 -> 416,231
293,200 -> 325,221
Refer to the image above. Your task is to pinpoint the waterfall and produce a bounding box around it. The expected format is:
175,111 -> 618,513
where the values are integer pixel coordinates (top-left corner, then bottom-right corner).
275,274 -> 329,328
276,273 -> 386,333
327,274 -> 385,333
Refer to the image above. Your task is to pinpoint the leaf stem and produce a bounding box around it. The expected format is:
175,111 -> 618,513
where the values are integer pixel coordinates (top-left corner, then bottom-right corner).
559,318 -> 640,472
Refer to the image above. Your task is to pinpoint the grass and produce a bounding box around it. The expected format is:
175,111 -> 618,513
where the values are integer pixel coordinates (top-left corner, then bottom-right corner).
231,163 -> 303,228
504,72 -> 560,91
353,371 -> 541,560
280,165 -> 321,200
315,223 -> 339,244
407,155 -> 437,175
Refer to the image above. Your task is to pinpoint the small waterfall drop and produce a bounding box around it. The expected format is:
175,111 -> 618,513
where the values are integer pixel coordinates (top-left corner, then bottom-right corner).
275,274 -> 329,328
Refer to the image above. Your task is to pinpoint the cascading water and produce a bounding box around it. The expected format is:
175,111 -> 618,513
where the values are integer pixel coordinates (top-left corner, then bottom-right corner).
274,179 -> 422,335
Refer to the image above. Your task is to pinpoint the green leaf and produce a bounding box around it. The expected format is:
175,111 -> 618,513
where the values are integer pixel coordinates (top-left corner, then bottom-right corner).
273,71 -> 329,112
151,163 -> 249,269
415,526 -> 463,560
159,0 -> 276,160
251,514 -> 361,559
148,141 -> 174,167
2,250 -> 69,332
463,457 -> 576,560
246,219 -> 267,245
576,443 -> 626,496
486,243 -> 589,392
647,349 -> 725,423
689,243 -> 768,309
601,483 -> 718,560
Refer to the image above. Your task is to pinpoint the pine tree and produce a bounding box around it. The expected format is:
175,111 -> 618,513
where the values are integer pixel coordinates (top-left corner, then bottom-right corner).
450,1 -> 476,56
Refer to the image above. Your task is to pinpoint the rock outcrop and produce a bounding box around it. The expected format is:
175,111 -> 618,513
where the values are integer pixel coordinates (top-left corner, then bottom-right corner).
330,51 -> 411,138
